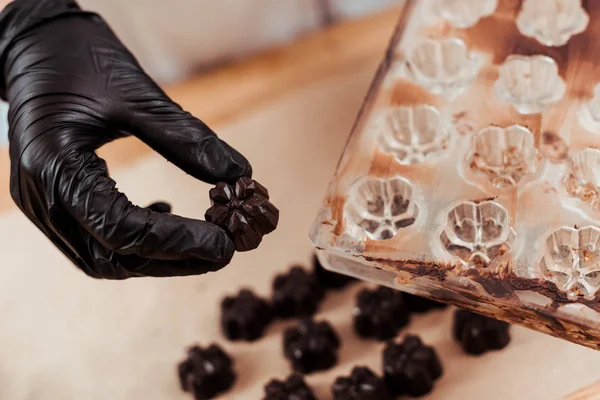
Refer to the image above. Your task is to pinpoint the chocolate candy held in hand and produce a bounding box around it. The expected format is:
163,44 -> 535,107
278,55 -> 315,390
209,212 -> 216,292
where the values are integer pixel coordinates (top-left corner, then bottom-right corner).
221,289 -> 273,341
403,293 -> 448,314
353,286 -> 410,341
263,373 -> 318,400
312,254 -> 356,289
205,177 -> 279,252
147,201 -> 172,214
332,366 -> 393,400
453,309 -> 511,355
272,267 -> 325,318
283,318 -> 340,374
383,335 -> 442,397
178,344 -> 236,400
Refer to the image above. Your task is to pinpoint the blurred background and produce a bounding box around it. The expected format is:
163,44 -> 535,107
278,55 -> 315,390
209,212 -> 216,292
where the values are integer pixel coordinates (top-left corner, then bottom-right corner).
2,1 -> 600,399
0,0 -> 399,146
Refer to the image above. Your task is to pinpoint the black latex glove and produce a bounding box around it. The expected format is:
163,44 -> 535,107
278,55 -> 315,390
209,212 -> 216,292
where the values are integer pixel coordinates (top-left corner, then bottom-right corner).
0,0 -> 253,279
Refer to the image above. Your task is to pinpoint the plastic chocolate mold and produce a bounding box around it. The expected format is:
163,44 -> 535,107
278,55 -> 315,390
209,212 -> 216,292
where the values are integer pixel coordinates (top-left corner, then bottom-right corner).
564,148 -> 600,213
541,226 -> 600,299
440,200 -> 516,268
373,105 -> 450,165
467,125 -> 540,188
345,176 -> 418,241
516,0 -> 589,47
404,37 -> 482,98
311,0 -> 600,350
493,55 -> 566,114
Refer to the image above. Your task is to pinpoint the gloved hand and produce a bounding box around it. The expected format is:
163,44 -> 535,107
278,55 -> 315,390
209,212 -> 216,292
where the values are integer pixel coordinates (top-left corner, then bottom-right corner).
0,0 -> 252,279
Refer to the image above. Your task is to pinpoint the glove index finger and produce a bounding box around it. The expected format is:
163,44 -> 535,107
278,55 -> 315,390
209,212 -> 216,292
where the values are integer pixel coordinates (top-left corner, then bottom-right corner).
123,82 -> 252,184
58,151 -> 236,263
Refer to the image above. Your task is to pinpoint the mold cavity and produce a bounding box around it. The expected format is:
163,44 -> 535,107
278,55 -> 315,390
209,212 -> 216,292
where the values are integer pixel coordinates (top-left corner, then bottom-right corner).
373,105 -> 450,165
345,176 -> 419,241
493,55 -> 565,114
431,0 -> 498,28
406,37 -> 481,98
467,125 -> 540,188
440,200 -> 516,268
516,0 -> 589,47
540,226 -> 600,299
564,148 -> 600,212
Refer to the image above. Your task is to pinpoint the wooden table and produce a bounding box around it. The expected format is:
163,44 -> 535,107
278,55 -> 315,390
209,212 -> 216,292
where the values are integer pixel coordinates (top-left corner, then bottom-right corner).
1,7 -> 599,399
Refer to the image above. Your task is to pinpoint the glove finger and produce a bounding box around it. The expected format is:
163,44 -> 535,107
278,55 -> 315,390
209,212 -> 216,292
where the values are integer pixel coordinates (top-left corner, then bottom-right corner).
121,84 -> 252,184
57,151 -> 235,263
86,233 -> 229,279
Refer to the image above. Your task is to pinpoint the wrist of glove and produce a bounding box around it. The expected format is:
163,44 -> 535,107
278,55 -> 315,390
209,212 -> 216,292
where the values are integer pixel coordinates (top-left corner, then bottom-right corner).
1,0 -> 254,279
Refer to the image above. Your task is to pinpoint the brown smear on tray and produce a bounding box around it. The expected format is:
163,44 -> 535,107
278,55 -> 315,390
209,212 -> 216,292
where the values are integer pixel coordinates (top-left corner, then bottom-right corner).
541,131 -> 570,163
389,79 -> 441,107
324,195 -> 347,237
360,254 -> 600,350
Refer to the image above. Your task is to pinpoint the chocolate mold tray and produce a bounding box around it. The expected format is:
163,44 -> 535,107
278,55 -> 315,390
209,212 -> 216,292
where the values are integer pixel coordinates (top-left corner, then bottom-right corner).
310,0 -> 600,350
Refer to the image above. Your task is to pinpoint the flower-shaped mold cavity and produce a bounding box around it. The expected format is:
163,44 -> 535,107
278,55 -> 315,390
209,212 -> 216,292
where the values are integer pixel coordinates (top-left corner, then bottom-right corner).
374,105 -> 450,165
541,226 -> 600,299
493,55 -> 566,114
345,176 -> 418,241
406,37 -> 481,98
432,0 -> 498,28
468,125 -> 540,188
440,201 -> 516,268
565,148 -> 600,212
516,0 -> 589,47
579,84 -> 600,134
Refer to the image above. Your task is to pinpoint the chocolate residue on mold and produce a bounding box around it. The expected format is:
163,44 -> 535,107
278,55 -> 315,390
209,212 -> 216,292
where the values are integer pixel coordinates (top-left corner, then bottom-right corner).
390,79 -> 440,107
540,131 -> 569,163
325,195 -> 347,236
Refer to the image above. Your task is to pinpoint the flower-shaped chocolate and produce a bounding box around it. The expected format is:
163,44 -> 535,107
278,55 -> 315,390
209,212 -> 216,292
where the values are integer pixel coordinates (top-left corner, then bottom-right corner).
453,309 -> 511,355
540,226 -> 600,299
406,37 -> 481,97
205,177 -> 279,251
221,289 -> 273,341
468,125 -> 540,188
517,0 -> 589,47
263,373 -> 318,400
374,105 -> 450,165
345,176 -> 418,241
565,148 -> 600,212
332,366 -> 393,400
178,344 -> 236,400
382,335 -> 443,397
493,55 -> 566,114
431,0 -> 498,28
440,201 -> 516,268
283,318 -> 341,374
353,286 -> 410,341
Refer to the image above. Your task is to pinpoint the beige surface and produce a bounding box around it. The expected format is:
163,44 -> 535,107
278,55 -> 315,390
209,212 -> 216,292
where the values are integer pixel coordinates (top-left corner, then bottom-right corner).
1,51 -> 600,399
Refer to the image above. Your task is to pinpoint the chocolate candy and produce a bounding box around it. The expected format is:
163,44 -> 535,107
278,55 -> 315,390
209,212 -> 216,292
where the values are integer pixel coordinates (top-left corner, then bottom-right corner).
178,344 -> 236,400
272,266 -> 325,318
148,201 -> 172,213
453,309 -> 511,355
353,286 -> 410,341
221,289 -> 273,341
312,254 -> 356,289
205,177 -> 279,252
382,335 -> 442,397
263,373 -> 318,400
283,318 -> 340,374
332,366 -> 392,400
403,293 -> 448,313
